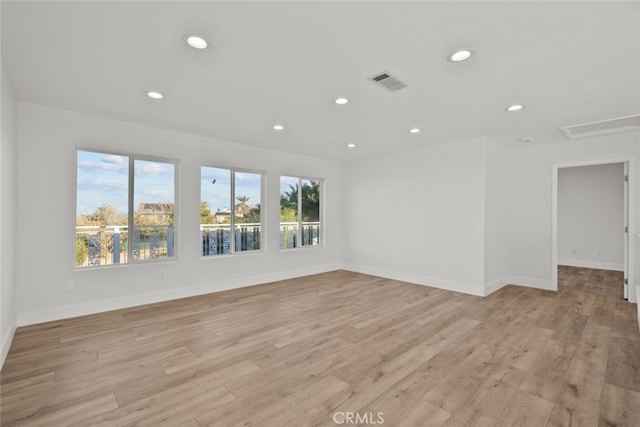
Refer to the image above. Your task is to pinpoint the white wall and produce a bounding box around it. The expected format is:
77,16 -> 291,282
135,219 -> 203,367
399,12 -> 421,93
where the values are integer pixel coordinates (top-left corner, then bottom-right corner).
342,133 -> 640,302
8,101 -> 640,338
1,55 -> 18,368
558,163 -> 625,271
342,138 -> 488,296
15,102 -> 342,325
508,134 -> 639,298
484,139 -> 510,291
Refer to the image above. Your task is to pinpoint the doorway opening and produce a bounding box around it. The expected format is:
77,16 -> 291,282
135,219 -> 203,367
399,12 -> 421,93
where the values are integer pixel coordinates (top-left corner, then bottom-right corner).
552,160 -> 634,302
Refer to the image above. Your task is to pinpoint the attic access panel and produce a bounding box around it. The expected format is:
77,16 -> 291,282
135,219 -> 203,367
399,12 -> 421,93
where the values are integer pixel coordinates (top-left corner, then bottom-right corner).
561,114 -> 640,139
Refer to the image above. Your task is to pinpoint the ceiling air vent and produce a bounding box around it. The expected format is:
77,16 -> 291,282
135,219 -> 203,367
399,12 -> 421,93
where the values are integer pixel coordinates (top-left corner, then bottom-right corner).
560,114 -> 640,140
368,71 -> 407,92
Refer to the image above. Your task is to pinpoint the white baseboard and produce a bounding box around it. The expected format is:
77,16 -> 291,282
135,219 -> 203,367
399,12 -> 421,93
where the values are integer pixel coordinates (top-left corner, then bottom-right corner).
509,276 -> 556,291
558,259 -> 624,272
342,263 -> 487,296
17,264 -> 341,326
1,324 -> 17,371
484,277 -> 510,296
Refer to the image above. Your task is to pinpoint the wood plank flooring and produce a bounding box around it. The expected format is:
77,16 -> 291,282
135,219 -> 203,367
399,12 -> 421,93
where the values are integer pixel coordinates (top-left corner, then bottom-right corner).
558,265 -> 624,300
1,267 -> 639,426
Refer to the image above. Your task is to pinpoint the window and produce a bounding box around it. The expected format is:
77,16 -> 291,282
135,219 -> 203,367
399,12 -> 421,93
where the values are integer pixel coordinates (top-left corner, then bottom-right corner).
201,166 -> 262,256
76,150 -> 176,267
280,176 -> 321,249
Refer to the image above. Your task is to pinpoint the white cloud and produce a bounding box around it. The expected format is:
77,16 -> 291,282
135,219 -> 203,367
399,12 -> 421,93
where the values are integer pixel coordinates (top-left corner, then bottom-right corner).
135,162 -> 171,175
101,154 -> 126,165
77,177 -> 127,191
78,160 -> 127,173
235,172 -> 261,183
146,189 -> 170,196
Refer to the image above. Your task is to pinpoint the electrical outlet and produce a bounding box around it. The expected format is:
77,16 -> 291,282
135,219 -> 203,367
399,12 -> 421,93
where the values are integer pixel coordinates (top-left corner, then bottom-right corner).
593,250 -> 600,257
160,271 -> 166,280
571,249 -> 577,255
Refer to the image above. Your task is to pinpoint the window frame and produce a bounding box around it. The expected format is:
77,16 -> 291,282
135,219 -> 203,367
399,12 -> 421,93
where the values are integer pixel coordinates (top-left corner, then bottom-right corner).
200,165 -> 265,258
279,175 -> 323,250
75,148 -> 179,269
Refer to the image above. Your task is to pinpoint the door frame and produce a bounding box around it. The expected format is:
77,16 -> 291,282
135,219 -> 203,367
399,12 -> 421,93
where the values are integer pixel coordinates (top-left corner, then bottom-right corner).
551,158 -> 635,302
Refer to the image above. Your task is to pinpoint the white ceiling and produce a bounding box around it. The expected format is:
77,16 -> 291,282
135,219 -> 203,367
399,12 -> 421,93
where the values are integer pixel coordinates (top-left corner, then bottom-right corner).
2,1 -> 639,162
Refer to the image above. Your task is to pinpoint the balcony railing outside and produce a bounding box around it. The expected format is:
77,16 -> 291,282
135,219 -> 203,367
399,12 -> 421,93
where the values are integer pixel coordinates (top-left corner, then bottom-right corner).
201,223 -> 261,256
76,221 -> 320,266
76,225 -> 174,267
280,222 -> 320,249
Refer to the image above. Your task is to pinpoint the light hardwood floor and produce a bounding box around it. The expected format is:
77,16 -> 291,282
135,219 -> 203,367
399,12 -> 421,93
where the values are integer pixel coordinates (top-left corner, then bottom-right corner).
1,267 -> 639,426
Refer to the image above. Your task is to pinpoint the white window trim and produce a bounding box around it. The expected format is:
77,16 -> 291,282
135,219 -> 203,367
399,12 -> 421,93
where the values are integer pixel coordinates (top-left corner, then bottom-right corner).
200,165 -> 265,257
74,148 -> 179,269
280,175 -> 324,250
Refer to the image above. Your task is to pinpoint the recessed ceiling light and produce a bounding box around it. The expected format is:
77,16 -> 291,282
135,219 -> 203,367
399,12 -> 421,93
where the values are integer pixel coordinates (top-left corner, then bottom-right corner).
448,49 -> 472,62
506,104 -> 524,112
186,35 -> 208,49
273,124 -> 284,131
347,143 -> 356,148
520,136 -> 534,143
334,97 -> 349,105
409,128 -> 421,134
145,90 -> 164,100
